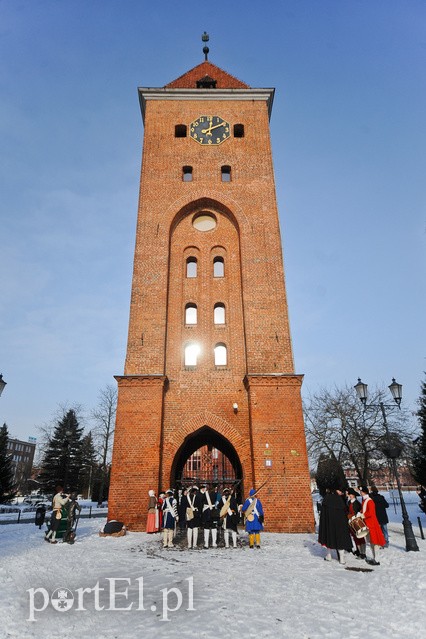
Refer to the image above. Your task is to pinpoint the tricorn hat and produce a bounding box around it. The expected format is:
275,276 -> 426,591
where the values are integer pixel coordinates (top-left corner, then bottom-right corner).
347,488 -> 360,497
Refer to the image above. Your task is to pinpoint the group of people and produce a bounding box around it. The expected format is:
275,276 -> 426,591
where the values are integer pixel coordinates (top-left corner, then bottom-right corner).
43,484 -> 81,544
318,485 -> 389,566
146,485 -> 265,550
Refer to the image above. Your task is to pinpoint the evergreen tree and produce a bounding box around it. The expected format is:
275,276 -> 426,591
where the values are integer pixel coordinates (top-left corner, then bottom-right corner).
412,374 -> 426,486
0,423 -> 16,502
315,452 -> 347,497
39,410 -> 84,493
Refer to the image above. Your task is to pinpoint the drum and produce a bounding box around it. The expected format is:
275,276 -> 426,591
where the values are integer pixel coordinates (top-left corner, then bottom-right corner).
349,515 -> 369,539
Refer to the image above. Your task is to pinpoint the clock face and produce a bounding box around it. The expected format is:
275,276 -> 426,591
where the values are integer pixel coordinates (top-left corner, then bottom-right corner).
189,115 -> 231,145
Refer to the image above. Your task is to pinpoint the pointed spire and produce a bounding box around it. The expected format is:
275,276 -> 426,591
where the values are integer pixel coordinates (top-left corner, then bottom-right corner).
202,31 -> 209,61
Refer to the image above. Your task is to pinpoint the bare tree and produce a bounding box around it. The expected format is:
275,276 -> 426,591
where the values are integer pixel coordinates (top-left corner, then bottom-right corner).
304,384 -> 415,484
91,385 -> 117,504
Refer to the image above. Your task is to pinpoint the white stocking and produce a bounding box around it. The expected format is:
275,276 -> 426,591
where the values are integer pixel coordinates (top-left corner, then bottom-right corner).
204,528 -> 210,548
187,528 -> 193,549
211,528 -> 217,547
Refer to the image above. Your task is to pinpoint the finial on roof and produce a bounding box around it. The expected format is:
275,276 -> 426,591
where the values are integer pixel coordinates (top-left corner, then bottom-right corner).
202,31 -> 209,61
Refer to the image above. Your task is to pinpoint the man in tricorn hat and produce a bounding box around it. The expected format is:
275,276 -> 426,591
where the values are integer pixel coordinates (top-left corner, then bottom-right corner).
219,487 -> 239,548
186,486 -> 202,549
241,488 -> 264,549
162,489 -> 179,548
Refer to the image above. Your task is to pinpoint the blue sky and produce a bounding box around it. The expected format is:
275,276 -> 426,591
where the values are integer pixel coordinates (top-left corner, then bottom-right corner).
0,0 -> 425,441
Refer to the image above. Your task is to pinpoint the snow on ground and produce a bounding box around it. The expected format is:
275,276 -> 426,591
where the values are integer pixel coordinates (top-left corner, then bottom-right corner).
1,503 -> 425,639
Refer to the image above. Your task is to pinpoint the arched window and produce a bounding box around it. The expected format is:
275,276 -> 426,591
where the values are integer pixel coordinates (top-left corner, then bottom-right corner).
221,165 -> 231,182
183,166 -> 193,182
213,256 -> 224,277
185,343 -> 200,367
175,124 -> 187,138
214,303 -> 225,325
186,257 -> 197,278
233,123 -> 244,138
185,304 -> 197,325
214,343 -> 227,366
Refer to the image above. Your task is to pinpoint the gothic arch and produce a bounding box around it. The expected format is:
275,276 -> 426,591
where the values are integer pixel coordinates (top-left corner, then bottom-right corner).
165,410 -> 252,487
170,425 -> 244,486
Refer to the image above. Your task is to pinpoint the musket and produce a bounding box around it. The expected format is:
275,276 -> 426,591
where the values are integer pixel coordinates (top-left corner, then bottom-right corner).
249,479 -> 268,497
243,480 -> 269,521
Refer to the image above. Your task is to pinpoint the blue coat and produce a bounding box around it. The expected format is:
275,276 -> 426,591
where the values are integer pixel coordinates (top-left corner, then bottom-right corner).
162,497 -> 178,529
242,497 -> 264,532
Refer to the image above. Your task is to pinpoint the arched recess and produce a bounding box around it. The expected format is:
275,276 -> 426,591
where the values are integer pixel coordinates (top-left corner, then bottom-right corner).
170,196 -> 241,235
171,425 -> 243,488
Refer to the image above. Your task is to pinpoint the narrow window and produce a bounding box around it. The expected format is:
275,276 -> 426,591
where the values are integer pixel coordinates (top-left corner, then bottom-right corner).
233,124 -> 244,138
214,343 -> 227,366
185,343 -> 200,366
186,257 -> 197,278
214,303 -> 225,325
183,166 -> 193,182
175,124 -> 187,138
213,256 -> 224,278
221,165 -> 231,182
185,304 -> 197,325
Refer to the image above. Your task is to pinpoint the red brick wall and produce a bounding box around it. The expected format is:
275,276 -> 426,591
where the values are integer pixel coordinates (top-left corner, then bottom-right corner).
108,80 -> 314,533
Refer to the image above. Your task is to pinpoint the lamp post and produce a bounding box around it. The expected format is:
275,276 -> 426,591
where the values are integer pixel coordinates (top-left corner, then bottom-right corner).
354,377 -> 419,552
81,464 -> 93,500
63,429 -> 73,492
0,374 -> 7,398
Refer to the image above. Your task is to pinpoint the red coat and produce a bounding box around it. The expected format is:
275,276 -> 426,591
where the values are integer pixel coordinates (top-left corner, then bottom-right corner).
362,496 -> 385,546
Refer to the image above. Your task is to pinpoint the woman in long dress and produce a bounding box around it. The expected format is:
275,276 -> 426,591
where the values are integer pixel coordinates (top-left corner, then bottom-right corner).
146,489 -> 159,533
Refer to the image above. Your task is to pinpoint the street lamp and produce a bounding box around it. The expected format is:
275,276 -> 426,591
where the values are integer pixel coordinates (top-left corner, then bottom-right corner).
354,377 -> 419,552
81,464 -> 93,500
63,429 -> 73,492
0,374 -> 7,398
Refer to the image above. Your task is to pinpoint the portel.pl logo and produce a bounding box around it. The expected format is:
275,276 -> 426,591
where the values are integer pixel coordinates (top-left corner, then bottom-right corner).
27,576 -> 195,622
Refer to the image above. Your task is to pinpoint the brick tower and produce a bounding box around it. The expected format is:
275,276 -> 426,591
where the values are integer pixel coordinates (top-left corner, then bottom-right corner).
108,56 -> 314,533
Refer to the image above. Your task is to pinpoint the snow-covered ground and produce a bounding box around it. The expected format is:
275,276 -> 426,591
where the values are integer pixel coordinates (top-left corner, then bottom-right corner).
1,500 -> 425,639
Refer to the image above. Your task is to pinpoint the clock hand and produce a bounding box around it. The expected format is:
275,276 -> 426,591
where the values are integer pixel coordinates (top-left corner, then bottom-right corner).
201,121 -> 225,134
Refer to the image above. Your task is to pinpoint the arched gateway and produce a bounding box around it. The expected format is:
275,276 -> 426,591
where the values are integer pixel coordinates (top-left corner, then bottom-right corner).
108,57 -> 315,533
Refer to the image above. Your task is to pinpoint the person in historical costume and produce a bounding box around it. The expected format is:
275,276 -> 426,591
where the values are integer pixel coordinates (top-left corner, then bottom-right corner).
358,486 -> 385,565
157,492 -> 165,530
318,488 -> 352,564
242,488 -> 264,549
178,487 -> 189,531
219,488 -> 239,548
201,484 -> 221,549
186,486 -> 203,549
161,489 -> 179,548
146,489 -> 159,533
45,485 -> 70,544
370,486 -> 390,547
346,488 -> 367,559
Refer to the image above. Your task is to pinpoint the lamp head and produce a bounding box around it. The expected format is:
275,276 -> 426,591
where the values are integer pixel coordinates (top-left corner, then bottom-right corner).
388,378 -> 402,406
354,378 -> 368,405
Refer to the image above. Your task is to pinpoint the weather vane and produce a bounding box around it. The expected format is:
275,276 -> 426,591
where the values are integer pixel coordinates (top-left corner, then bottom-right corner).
202,31 -> 209,61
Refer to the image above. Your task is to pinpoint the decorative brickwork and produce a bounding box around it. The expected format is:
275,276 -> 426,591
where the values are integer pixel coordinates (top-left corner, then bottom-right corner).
108,60 -> 315,532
